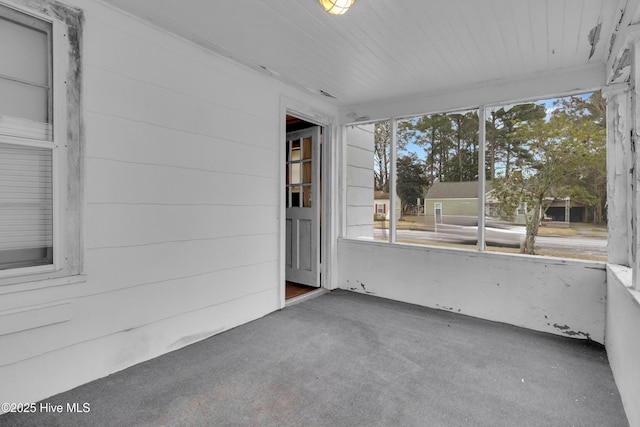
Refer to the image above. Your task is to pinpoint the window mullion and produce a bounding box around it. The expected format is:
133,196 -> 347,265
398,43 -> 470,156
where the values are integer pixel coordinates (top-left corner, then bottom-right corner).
389,118 -> 397,244
477,105 -> 486,252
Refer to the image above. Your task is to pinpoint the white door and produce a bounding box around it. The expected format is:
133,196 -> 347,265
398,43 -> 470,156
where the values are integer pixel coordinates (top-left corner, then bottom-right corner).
285,127 -> 320,286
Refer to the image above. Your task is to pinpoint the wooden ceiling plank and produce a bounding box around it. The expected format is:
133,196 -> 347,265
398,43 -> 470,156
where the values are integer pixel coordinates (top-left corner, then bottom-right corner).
505,0 -> 531,74
449,1 -> 491,78
546,0 -> 566,70
526,0 -> 550,70
559,0 -> 589,67
393,3 -> 451,79
487,0 -> 517,77
101,0 -> 618,107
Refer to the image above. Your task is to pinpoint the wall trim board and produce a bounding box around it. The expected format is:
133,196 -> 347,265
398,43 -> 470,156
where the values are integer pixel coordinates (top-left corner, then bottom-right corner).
340,62 -> 605,125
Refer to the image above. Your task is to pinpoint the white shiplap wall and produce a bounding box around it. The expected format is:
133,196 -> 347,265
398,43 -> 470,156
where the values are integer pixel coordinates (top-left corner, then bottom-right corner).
345,125 -> 374,238
0,0 -> 337,405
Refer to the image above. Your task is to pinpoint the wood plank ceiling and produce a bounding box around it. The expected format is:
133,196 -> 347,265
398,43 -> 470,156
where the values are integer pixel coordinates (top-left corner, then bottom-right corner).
102,0 -> 625,107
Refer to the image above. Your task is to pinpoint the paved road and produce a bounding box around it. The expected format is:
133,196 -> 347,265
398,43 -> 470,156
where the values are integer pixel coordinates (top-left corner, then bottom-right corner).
536,235 -> 606,257
374,226 -> 607,257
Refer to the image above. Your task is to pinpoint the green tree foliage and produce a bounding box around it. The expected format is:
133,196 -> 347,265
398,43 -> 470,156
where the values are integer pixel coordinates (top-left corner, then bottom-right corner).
553,93 -> 606,223
399,112 -> 478,184
492,93 -> 606,254
494,116 -> 572,254
399,114 -> 453,184
445,112 -> 479,182
486,103 -> 546,179
396,154 -> 429,213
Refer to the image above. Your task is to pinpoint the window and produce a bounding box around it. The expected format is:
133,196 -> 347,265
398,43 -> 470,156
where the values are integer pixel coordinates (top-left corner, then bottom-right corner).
371,120 -> 392,235
485,94 -> 606,261
0,1 -> 82,279
0,4 -> 55,272
347,93 -> 606,262
286,135 -> 313,208
394,110 -> 479,248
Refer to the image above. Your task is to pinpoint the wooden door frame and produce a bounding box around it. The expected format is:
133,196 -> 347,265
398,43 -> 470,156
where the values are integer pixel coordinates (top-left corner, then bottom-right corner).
279,97 -> 337,308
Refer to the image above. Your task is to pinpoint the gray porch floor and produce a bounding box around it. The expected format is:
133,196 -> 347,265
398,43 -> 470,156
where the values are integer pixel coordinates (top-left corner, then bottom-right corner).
1,290 -> 628,426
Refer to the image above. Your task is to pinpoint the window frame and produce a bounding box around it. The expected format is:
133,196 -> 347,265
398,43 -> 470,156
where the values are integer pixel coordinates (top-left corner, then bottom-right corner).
353,91 -> 606,262
0,1 -> 70,280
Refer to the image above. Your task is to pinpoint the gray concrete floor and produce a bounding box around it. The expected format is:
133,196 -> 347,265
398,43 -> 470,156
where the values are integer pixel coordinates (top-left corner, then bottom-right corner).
0,290 -> 628,426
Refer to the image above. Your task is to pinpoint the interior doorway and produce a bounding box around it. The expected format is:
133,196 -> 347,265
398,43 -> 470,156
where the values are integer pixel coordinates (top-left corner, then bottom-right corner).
285,114 -> 323,300
285,281 -> 318,299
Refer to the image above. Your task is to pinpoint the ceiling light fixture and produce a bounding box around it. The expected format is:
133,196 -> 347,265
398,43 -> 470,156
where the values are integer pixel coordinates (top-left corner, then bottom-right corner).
319,0 -> 355,15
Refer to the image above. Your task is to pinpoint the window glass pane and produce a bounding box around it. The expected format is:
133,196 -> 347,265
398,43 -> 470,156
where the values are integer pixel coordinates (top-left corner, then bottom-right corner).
395,111 -> 479,249
0,142 -> 53,270
291,140 -> 301,161
372,120 -> 392,239
291,163 -> 301,184
303,186 -> 311,207
0,15 -> 50,86
291,186 -> 300,207
484,92 -> 607,261
345,122 -> 380,239
302,161 -> 311,184
0,9 -> 52,141
0,78 -> 48,123
302,137 -> 312,160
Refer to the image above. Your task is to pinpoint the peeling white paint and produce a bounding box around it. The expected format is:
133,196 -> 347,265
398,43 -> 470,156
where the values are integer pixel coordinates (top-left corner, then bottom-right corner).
338,239 -> 606,343
604,83 -> 632,266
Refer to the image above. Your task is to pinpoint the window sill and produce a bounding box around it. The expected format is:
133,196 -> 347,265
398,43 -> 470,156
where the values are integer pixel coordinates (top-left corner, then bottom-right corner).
0,264 -> 60,280
340,237 -> 607,268
607,263 -> 640,307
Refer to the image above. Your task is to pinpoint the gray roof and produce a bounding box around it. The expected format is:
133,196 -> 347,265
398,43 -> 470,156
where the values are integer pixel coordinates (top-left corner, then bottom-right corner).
425,181 -> 494,199
374,191 -> 392,200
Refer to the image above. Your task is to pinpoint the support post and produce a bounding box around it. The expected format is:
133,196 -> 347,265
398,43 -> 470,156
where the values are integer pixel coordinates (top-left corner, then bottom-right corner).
389,118 -> 398,243
603,82 -> 632,267
478,106 -> 486,251
634,41 -> 640,291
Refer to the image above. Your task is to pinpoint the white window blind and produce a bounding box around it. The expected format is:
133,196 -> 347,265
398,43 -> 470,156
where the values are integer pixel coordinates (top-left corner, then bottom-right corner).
0,143 -> 53,269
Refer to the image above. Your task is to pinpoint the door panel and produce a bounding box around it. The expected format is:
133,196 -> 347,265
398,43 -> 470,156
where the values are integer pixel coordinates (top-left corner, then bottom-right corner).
298,219 -> 312,271
285,126 -> 320,286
